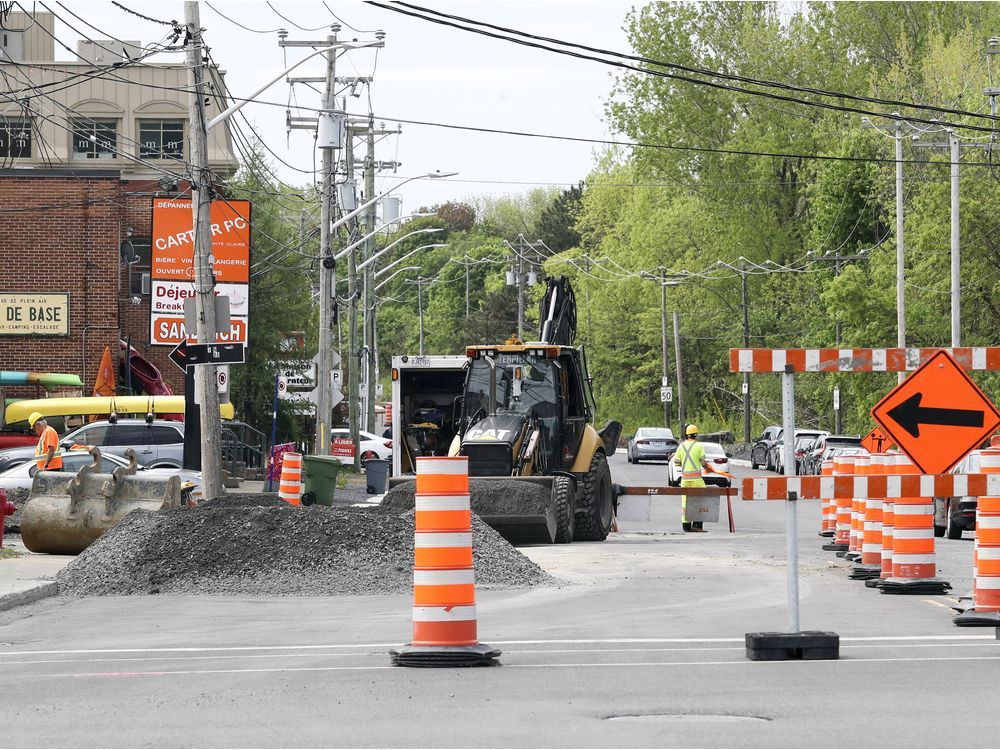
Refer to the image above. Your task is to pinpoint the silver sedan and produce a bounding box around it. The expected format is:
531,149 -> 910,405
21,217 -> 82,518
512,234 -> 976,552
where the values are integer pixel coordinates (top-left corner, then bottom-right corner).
626,427 -> 678,464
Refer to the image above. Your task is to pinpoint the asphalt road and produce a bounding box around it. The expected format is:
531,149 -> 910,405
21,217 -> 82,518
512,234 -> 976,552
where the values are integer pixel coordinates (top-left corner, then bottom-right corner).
0,454 -> 994,748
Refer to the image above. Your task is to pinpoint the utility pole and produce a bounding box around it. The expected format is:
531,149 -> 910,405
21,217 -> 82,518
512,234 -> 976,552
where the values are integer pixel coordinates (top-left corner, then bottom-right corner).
516,246 -> 525,339
672,310 -> 685,432
345,126 -> 361,471
417,277 -> 426,355
950,129 -> 961,347
184,1 -> 222,500
913,129 -> 977,348
364,114 -> 377,433
739,261 -> 751,443
465,256 -> 471,318
895,120 -> 906,383
659,267 -> 670,430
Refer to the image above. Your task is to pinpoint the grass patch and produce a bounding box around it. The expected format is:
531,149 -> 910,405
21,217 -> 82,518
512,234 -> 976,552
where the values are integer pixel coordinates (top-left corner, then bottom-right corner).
0,546 -> 20,559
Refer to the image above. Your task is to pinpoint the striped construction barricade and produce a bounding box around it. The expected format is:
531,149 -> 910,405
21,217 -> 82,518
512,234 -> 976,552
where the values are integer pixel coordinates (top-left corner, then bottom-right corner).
391,456 -> 500,667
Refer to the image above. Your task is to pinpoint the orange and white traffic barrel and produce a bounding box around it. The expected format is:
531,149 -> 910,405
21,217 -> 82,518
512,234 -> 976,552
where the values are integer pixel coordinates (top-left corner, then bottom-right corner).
955,447 -> 1000,625
845,453 -> 870,562
278,452 -> 303,506
852,453 -> 883,580
823,454 -> 854,553
391,456 -> 500,667
881,453 -> 950,595
819,459 -> 836,537
878,454 -> 896,587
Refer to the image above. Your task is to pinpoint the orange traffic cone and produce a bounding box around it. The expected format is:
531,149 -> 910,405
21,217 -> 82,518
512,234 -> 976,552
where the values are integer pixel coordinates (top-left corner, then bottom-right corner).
819,459 -> 836,537
852,453 -> 883,581
823,455 -> 853,553
278,453 -> 303,506
392,456 -> 500,667
880,454 -> 950,595
955,448 -> 1000,625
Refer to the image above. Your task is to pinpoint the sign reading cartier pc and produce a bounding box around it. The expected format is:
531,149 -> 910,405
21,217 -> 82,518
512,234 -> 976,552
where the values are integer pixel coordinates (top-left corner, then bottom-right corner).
149,198 -> 251,346
871,350 -> 1000,475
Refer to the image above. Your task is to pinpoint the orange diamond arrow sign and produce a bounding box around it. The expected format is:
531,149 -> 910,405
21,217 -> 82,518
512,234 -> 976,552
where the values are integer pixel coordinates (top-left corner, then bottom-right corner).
871,350 -> 1000,474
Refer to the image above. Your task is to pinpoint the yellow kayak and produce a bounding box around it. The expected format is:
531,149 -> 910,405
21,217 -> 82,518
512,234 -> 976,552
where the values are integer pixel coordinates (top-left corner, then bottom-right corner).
4,396 -> 234,426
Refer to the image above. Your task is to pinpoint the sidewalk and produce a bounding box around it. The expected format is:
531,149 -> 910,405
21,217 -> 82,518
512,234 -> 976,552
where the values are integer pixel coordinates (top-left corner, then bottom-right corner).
0,537 -> 72,611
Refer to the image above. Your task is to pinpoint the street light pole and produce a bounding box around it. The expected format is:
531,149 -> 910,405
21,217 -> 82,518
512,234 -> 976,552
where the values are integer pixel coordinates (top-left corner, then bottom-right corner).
184,1 -> 222,500
740,260 -> 751,444
417,277 -> 425,355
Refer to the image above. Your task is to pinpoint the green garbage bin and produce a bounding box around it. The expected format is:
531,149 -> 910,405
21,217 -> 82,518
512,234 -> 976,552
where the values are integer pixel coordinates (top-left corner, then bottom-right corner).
301,454 -> 341,507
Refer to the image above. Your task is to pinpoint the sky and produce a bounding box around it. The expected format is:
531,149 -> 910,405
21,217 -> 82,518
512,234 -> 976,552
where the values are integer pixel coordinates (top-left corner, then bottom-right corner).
54,0 -> 636,212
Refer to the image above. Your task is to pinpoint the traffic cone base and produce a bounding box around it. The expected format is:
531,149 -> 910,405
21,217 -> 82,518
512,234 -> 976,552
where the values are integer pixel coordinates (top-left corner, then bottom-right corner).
390,644 -> 502,667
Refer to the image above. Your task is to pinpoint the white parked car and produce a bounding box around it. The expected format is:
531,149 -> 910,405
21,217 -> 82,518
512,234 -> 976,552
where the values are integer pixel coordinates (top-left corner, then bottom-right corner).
0,449 -> 202,498
667,442 -> 732,488
330,429 -> 392,466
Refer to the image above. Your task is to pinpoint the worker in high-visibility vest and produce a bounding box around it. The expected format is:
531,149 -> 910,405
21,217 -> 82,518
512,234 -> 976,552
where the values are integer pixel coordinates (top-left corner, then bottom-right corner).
29,412 -> 63,472
674,424 -> 711,532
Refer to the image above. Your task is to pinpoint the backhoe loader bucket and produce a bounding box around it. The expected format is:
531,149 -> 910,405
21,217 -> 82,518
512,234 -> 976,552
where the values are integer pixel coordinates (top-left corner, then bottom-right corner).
20,447 -> 183,555
383,476 -> 558,545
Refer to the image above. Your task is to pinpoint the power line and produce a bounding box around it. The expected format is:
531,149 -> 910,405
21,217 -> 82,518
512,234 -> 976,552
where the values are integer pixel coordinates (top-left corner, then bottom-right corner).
365,1 -> 1000,135
392,1 -> 1000,128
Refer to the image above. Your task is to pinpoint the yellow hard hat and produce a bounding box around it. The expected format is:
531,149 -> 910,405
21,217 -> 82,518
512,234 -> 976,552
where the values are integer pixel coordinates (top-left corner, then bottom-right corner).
28,411 -> 43,427
685,424 -> 699,436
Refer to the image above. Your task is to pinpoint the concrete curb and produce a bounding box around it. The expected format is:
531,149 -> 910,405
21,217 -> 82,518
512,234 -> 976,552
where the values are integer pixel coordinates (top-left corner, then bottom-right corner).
729,458 -> 751,468
0,581 -> 59,613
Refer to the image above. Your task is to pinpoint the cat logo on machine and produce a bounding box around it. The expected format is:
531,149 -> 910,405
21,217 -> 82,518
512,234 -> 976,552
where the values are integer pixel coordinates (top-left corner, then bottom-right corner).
466,428 -> 512,441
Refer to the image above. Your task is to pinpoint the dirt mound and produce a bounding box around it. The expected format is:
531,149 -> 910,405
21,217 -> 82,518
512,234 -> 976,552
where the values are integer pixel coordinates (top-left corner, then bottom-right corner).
57,503 -> 554,597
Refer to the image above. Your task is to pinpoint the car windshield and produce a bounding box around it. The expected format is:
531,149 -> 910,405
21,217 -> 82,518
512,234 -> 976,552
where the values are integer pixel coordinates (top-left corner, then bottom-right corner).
639,429 -> 674,439
463,355 -> 557,421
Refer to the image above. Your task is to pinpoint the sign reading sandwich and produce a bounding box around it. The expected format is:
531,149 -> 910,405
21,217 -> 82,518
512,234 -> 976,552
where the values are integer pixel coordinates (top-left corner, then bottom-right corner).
0,293 -> 69,336
149,198 -> 251,345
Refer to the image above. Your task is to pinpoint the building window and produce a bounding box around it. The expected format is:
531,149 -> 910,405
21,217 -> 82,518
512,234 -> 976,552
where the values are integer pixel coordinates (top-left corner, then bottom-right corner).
72,119 -> 117,159
138,119 -> 184,160
0,118 -> 32,158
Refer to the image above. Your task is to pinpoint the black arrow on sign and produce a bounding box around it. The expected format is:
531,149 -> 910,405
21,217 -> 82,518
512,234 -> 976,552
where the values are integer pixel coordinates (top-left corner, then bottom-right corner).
887,392 -> 985,438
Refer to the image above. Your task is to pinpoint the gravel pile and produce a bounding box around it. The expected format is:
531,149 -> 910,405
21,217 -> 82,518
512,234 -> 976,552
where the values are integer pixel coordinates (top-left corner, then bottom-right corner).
57,502 -> 554,597
2,487 -> 29,533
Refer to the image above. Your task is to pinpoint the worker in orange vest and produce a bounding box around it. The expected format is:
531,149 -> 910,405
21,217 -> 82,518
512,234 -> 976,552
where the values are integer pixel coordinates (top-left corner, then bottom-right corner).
30,412 -> 63,472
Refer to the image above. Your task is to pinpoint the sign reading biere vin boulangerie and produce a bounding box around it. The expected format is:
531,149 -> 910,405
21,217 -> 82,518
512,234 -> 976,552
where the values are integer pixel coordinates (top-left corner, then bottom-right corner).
0,293 -> 69,336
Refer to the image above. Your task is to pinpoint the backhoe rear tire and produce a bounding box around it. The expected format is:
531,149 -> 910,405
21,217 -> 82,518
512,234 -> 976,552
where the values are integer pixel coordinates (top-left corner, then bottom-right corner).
552,475 -> 575,544
575,451 -> 613,541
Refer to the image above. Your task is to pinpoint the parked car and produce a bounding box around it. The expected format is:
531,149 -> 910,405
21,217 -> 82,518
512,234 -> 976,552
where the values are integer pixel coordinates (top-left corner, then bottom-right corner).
626,427 -> 678,464
0,418 -> 184,473
668,442 -> 731,488
0,448 -> 201,497
751,426 -> 781,469
803,435 -> 863,475
768,430 -> 827,473
330,429 -> 392,466
935,450 -> 980,540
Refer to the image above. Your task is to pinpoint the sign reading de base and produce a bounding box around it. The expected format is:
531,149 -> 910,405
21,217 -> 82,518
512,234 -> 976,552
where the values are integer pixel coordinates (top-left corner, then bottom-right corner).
0,293 -> 69,336
149,198 -> 251,345
871,350 -> 1000,474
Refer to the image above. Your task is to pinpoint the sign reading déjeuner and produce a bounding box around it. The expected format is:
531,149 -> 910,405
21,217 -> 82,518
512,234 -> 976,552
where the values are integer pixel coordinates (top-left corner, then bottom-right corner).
0,293 -> 69,335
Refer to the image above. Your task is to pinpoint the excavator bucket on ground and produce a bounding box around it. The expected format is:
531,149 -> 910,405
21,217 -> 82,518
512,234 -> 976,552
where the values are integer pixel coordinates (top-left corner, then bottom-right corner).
20,447 -> 183,555
384,476 -> 559,545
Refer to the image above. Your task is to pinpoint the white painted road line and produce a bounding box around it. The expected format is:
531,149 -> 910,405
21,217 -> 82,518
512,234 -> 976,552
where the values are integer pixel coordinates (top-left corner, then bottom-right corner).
36,653 -> 1000,679
1,641 -> 997,667
0,634 -> 994,658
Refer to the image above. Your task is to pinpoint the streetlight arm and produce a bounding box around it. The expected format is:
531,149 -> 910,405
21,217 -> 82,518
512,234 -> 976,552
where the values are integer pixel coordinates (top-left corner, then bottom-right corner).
331,172 -> 457,236
375,243 -> 447,278
338,227 -> 443,264
206,41 -> 384,131
374,265 -> 420,293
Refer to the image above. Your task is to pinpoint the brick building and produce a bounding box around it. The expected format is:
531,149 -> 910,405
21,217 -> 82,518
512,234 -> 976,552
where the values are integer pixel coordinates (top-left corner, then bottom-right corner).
0,11 -> 238,399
